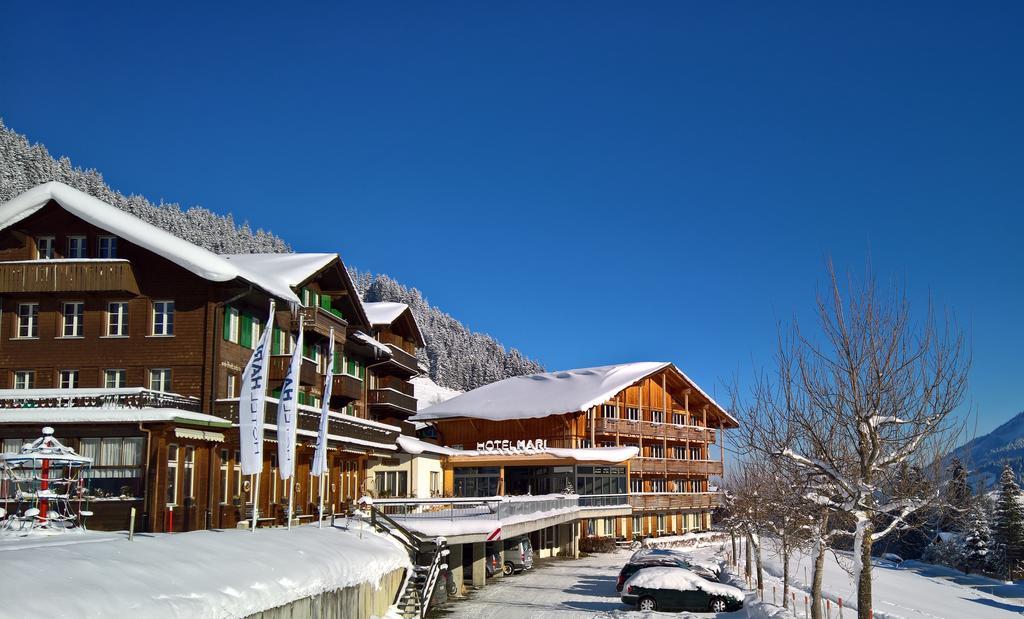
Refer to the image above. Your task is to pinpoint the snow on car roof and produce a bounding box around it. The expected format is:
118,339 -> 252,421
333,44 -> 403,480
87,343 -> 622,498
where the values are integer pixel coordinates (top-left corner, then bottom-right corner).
623,566 -> 743,601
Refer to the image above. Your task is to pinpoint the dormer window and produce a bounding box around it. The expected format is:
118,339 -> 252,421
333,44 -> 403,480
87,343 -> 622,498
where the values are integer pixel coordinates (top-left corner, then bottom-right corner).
67,235 -> 87,259
98,236 -> 118,259
36,236 -> 55,259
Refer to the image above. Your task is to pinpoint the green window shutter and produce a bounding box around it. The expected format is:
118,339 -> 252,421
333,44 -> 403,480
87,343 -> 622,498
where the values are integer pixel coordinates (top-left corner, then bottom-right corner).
358,361 -> 364,379
333,350 -> 341,374
320,295 -> 331,311
347,358 -> 355,375
223,306 -> 233,341
240,314 -> 253,348
272,327 -> 282,355
271,387 -> 281,399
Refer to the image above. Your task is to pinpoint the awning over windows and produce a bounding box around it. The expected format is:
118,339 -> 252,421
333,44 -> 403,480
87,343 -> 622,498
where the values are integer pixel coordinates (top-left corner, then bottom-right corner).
174,428 -> 225,442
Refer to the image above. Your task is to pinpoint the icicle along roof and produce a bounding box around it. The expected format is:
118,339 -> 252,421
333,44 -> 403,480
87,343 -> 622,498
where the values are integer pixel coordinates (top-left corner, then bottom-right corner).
411,361 -> 737,426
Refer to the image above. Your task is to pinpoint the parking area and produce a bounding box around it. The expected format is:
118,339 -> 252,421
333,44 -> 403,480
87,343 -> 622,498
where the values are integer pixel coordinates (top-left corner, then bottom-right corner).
432,548 -> 723,619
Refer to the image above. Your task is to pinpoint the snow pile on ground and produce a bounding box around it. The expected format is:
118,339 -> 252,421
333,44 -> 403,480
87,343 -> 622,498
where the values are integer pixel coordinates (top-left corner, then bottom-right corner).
0,524 -> 410,618
624,566 -> 744,601
641,531 -> 726,549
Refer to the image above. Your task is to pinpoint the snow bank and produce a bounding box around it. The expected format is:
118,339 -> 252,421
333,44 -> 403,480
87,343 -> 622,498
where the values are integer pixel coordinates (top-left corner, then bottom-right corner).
624,566 -> 744,601
640,531 -> 727,550
411,376 -> 462,411
0,525 -> 410,618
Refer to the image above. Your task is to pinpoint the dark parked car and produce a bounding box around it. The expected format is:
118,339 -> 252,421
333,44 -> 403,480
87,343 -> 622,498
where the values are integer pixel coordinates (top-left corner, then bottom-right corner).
621,566 -> 744,613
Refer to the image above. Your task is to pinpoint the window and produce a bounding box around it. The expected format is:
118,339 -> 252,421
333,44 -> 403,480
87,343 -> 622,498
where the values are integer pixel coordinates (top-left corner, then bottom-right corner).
61,302 -> 84,337
219,449 -> 230,504
650,479 -> 667,492
648,444 -> 664,458
673,413 -> 686,425
36,236 -> 55,259
13,371 -> 35,389
153,301 -> 174,336
430,471 -> 440,496
107,302 -> 129,336
630,478 -> 643,493
632,515 -> 643,534
247,317 -> 261,349
223,307 -> 239,343
234,450 -> 243,502
625,407 -> 640,421
104,369 -> 126,388
59,370 -> 79,389
67,235 -> 87,258
586,519 -> 596,536
373,471 -> 409,498
674,446 -> 687,460
226,373 -> 238,398
79,437 -> 144,497
656,514 -> 666,533
166,444 -> 178,505
149,369 -> 171,392
98,236 -> 118,259
601,404 -> 619,418
652,410 -> 664,423
182,446 -> 194,500
579,439 -> 591,449
16,303 -> 39,338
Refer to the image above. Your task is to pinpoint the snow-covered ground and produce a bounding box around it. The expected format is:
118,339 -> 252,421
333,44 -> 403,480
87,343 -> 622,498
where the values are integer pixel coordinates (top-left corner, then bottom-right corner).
412,376 -> 462,410
728,538 -> 1024,619
435,541 -> 1024,619
0,522 -> 409,619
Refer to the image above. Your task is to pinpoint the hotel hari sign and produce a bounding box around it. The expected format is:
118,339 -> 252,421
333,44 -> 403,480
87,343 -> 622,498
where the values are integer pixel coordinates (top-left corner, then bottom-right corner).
475,439 -> 549,454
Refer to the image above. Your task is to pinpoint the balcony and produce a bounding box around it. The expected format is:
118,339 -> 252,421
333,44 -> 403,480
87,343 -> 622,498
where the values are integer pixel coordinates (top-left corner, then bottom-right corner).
594,417 -> 716,443
291,306 -> 348,340
213,400 -> 399,452
630,458 -> 724,476
330,373 -> 363,402
628,492 -> 723,512
374,343 -> 420,376
268,355 -> 319,386
367,388 -> 418,416
0,260 -> 139,294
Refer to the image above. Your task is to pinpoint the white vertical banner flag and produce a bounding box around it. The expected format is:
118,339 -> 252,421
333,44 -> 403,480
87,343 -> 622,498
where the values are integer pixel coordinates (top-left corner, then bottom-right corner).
312,329 -> 334,477
239,300 -> 275,475
277,314 -> 303,480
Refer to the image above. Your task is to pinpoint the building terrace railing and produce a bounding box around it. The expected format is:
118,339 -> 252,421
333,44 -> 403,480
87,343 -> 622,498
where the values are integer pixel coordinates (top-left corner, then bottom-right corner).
0,260 -> 139,294
0,387 -> 201,411
213,399 -> 399,449
330,373 -> 363,401
594,417 -> 716,443
373,494 -> 579,522
577,494 -> 631,509
630,458 -> 724,476
628,492 -> 723,511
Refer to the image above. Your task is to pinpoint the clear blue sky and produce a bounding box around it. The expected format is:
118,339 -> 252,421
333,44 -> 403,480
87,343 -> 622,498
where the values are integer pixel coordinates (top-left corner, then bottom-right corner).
3,3 -> 1022,435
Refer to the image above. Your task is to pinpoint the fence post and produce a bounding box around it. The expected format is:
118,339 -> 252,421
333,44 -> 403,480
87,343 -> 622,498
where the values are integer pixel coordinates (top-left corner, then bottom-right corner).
804,595 -> 808,619
826,598 -> 831,619
772,585 -> 776,605
838,597 -> 843,619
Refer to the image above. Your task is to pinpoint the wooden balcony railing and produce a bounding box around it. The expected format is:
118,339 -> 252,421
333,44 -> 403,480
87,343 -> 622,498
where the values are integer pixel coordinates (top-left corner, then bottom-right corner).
331,373 -> 363,402
594,417 -> 716,443
368,388 -> 417,415
0,260 -> 139,294
268,355 -> 319,386
628,492 -> 723,512
291,306 -> 348,340
376,375 -> 414,397
384,343 -> 420,374
213,400 -> 399,451
630,458 -> 724,476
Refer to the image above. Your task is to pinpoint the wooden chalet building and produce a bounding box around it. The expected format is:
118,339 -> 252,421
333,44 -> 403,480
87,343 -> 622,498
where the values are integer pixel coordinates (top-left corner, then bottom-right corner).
410,362 -> 737,538
0,182 -> 419,532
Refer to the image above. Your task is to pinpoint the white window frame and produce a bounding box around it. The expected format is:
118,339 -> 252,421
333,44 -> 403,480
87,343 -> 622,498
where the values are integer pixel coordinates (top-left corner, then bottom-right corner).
149,368 -> 171,393
104,369 -> 126,389
13,370 -> 35,389
226,307 -> 240,343
67,235 -> 87,259
625,407 -> 640,421
152,301 -> 174,336
36,236 -> 55,259
166,444 -> 179,506
61,301 -> 84,337
219,449 -> 230,504
182,446 -> 195,500
250,317 -> 261,349
226,373 -> 238,398
59,369 -> 79,389
16,303 -> 39,338
107,302 -> 129,336
97,235 -> 118,259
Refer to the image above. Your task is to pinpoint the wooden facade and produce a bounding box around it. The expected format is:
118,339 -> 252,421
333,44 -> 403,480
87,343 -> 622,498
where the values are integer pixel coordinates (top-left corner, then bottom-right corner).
429,365 -> 737,538
0,196 -> 416,532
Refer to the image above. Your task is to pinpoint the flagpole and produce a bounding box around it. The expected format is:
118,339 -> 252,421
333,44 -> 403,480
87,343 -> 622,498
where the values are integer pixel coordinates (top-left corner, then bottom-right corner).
318,473 -> 325,528
287,476 -> 295,530
251,472 -> 260,533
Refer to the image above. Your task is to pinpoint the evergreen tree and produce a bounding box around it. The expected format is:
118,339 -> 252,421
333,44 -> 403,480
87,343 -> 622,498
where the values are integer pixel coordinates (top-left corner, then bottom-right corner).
962,504 -> 993,574
946,457 -> 972,532
993,463 -> 1024,578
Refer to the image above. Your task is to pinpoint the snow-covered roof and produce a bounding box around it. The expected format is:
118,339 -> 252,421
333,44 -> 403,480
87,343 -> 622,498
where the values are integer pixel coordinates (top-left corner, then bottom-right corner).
363,302 -> 409,325
221,253 -> 337,304
396,434 -> 458,456
0,407 -> 231,427
412,362 -> 669,422
412,361 -> 735,426
0,182 -> 238,282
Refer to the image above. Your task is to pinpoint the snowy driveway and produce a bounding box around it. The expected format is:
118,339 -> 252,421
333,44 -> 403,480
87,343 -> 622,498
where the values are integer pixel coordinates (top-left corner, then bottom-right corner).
432,549 -> 723,619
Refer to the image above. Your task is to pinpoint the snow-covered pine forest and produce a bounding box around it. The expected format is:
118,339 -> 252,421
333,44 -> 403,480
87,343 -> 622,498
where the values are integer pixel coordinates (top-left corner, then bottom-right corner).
0,119 -> 544,391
